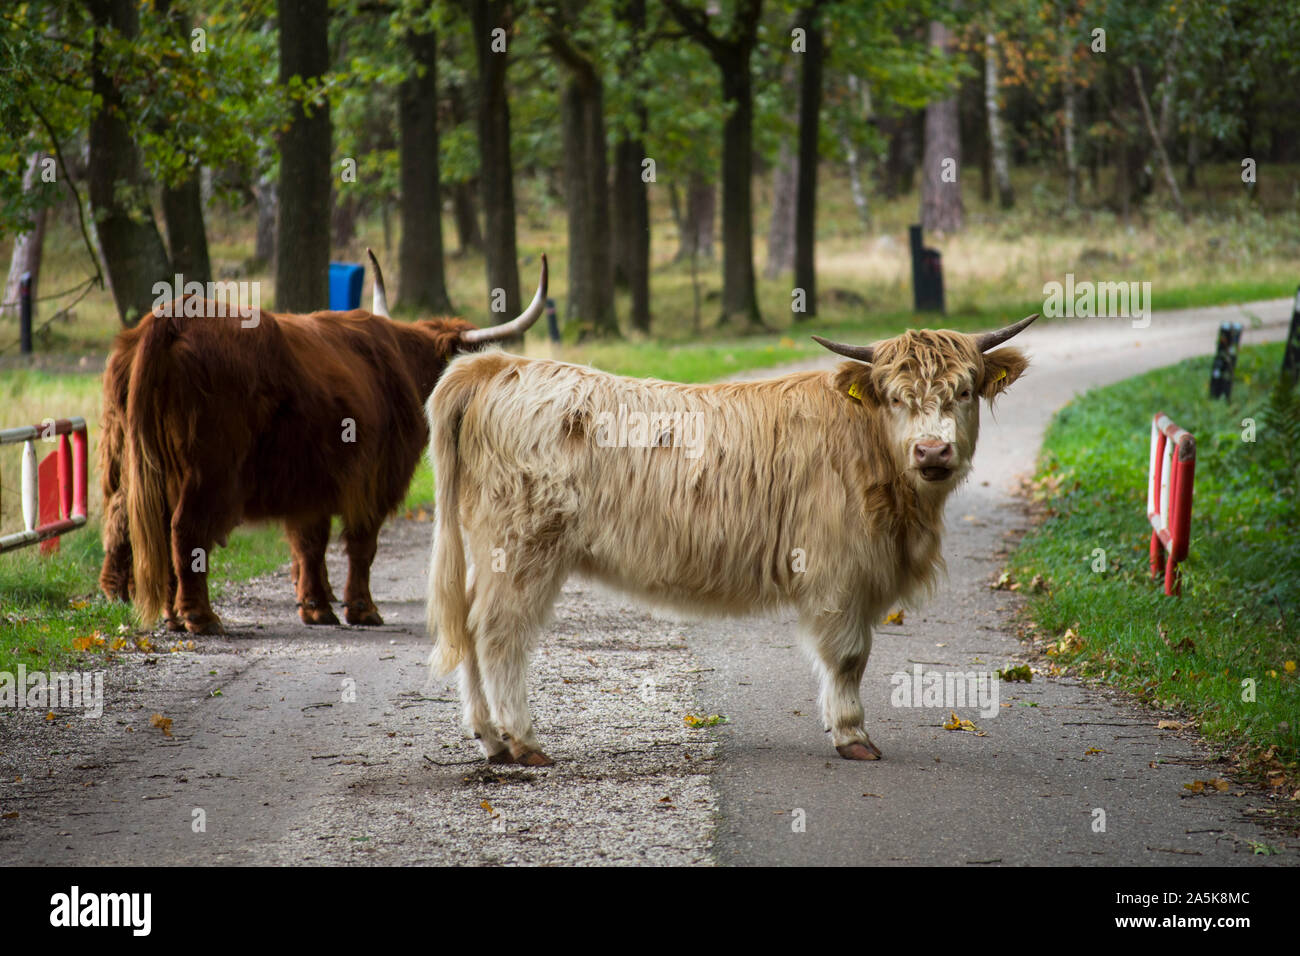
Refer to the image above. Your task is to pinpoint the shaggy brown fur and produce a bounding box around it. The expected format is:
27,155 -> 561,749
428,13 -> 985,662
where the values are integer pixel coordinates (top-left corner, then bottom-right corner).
108,298 -> 479,633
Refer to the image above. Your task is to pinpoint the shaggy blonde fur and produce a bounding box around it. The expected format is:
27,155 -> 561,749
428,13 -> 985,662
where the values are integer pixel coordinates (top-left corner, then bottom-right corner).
426,329 -> 1029,762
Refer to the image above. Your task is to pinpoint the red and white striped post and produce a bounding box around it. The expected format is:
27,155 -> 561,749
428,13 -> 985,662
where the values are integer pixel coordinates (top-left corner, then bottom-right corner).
1146,412 -> 1196,596
0,417 -> 89,554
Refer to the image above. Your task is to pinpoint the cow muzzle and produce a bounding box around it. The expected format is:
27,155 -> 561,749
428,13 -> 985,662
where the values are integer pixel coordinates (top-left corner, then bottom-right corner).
912,441 -> 954,482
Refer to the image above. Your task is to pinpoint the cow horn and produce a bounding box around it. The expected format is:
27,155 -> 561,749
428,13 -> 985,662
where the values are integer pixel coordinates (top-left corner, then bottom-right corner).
367,248 -> 390,318
811,336 -> 874,363
975,313 -> 1038,352
459,255 -> 548,345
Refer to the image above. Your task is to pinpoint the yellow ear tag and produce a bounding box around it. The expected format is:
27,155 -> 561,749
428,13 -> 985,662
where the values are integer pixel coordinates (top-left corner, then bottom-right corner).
847,382 -> 864,402
994,368 -> 1007,382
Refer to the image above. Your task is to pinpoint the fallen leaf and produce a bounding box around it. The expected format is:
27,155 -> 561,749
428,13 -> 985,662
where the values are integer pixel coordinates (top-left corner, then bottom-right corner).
1157,720 -> 1185,731
684,713 -> 727,728
480,800 -> 493,813
149,713 -> 173,738
942,711 -> 983,734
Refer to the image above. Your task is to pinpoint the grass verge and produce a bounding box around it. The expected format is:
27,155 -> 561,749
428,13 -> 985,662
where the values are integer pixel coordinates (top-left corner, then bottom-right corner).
1010,342 -> 1299,789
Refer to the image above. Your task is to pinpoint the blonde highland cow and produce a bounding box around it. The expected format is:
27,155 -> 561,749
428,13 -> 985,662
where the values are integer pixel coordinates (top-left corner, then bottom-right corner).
425,315 -> 1036,765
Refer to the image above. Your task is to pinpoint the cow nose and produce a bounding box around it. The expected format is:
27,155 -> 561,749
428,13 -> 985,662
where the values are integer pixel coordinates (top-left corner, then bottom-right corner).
913,441 -> 953,467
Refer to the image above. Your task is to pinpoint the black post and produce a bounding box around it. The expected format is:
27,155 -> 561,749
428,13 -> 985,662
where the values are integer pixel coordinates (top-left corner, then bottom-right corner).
1282,286 -> 1300,386
19,272 -> 33,355
909,224 -> 945,314
545,296 -> 560,344
1209,322 -> 1243,399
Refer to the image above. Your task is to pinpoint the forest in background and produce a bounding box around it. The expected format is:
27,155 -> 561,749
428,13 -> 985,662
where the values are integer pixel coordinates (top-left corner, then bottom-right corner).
1,0 -> 1299,350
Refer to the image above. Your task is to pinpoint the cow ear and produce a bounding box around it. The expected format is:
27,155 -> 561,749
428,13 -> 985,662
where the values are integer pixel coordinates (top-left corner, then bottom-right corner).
834,364 -> 877,406
980,347 -> 1028,401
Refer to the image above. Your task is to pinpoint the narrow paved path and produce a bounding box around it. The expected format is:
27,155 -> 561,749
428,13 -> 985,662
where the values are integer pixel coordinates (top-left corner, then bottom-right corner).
697,299 -> 1297,864
1,300 -> 1294,866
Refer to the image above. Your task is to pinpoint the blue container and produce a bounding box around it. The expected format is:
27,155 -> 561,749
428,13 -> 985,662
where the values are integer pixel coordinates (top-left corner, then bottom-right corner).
328,262 -> 365,311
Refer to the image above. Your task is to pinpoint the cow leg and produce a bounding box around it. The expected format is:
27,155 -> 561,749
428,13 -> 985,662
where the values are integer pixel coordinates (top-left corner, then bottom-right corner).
98,487 -> 134,602
471,556 -> 565,766
285,516 -> 339,626
459,636 -> 510,762
804,607 -> 882,760
170,487 -> 224,635
163,569 -> 186,633
341,523 -> 383,626
291,553 -> 336,603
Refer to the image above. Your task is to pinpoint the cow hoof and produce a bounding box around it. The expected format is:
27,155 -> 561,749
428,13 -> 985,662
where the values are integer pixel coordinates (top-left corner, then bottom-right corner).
299,605 -> 340,626
486,751 -> 515,765
184,615 -> 224,636
513,749 -> 555,767
345,605 -> 384,627
836,740 -> 882,761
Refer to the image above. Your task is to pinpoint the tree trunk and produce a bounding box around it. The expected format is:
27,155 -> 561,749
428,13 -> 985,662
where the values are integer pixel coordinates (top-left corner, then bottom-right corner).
156,0 -> 210,285
1132,65 -> 1188,221
984,31 -> 1014,209
398,29 -> 453,314
765,138 -> 797,279
471,0 -> 521,322
253,173 -> 277,270
446,81 -> 483,256
162,175 -> 211,284
840,76 -> 870,231
331,192 -> 358,252
451,182 -> 483,256
611,0 -> 650,331
559,68 -> 617,335
88,0 -> 172,326
719,61 -> 761,326
2,152 -> 50,321
880,113 -> 919,198
676,174 -> 715,263
612,125 -> 651,332
1063,80 -> 1078,206
792,9 -> 823,318
275,0 -> 332,313
921,20 -> 964,234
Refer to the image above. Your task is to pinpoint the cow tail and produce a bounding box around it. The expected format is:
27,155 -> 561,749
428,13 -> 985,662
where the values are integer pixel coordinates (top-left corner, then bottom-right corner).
125,316 -> 175,627
427,374 -> 473,677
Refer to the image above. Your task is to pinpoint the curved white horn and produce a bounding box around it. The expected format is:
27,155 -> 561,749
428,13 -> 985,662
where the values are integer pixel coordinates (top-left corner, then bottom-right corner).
367,247 -> 390,318
975,313 -> 1038,352
459,255 -> 548,345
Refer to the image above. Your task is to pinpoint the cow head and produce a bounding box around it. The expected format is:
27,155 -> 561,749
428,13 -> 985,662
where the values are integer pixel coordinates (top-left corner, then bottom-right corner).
813,315 -> 1035,492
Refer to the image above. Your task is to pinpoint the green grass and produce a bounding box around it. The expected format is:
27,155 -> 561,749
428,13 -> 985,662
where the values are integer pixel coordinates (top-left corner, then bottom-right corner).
1,522 -> 289,670
1011,343 -> 1300,777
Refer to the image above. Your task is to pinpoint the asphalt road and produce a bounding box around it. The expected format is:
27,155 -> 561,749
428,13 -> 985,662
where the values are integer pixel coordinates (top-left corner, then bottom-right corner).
1,298 -> 1295,866
698,299 -> 1296,864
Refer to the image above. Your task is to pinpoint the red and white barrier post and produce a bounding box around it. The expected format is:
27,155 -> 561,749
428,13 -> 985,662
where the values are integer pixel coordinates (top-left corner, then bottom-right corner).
1146,412 -> 1196,596
0,417 -> 89,554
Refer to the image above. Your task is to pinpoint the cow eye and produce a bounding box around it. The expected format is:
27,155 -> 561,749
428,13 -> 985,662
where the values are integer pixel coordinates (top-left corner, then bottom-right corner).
890,396 -> 902,408
959,388 -> 972,401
